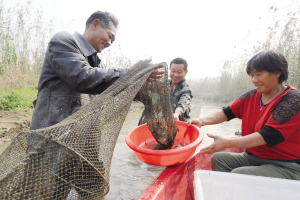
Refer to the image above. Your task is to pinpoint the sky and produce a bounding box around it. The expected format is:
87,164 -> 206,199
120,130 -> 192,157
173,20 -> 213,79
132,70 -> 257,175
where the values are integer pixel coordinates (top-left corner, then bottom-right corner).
3,0 -> 297,79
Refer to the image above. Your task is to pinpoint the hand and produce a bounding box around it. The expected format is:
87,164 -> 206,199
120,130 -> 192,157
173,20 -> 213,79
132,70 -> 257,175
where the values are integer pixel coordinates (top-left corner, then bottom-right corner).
128,59 -> 151,71
128,59 -> 165,82
147,63 -> 165,82
188,118 -> 203,128
174,113 -> 180,121
199,133 -> 228,154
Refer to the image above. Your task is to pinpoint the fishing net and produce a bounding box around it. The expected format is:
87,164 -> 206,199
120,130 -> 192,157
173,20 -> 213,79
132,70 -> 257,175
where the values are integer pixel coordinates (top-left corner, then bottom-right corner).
138,65 -> 177,150
0,61 -> 175,200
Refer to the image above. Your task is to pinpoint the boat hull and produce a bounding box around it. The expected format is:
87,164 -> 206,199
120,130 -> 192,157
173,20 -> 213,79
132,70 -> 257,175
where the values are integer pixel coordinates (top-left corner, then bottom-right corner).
138,141 -> 244,200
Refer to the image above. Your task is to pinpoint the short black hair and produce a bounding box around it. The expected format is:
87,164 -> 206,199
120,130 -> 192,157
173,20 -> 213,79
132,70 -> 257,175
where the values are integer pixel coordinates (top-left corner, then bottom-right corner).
170,57 -> 188,71
246,51 -> 288,84
85,11 -> 119,30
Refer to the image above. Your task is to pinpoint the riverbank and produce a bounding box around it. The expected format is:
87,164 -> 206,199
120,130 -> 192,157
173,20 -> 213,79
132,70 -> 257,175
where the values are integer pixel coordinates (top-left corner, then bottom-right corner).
0,102 -> 145,146
0,109 -> 33,145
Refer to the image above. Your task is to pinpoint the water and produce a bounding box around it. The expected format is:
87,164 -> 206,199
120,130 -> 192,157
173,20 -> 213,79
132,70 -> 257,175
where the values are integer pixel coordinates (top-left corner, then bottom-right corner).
0,98 -> 241,200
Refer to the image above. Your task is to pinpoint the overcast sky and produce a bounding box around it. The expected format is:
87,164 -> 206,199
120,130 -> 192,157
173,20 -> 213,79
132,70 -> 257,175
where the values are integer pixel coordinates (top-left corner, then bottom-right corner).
4,0 -> 297,79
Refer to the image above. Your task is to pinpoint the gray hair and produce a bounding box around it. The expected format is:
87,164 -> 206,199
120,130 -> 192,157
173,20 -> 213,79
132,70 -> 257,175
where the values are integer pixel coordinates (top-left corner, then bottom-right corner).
85,11 -> 119,30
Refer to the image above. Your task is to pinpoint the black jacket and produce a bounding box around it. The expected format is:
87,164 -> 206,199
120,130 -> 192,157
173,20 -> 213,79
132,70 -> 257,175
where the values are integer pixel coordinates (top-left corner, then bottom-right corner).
30,32 -> 128,130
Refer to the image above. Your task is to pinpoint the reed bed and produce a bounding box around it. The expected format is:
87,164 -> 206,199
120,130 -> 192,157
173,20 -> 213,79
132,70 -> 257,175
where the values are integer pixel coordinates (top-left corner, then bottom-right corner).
190,1 -> 300,101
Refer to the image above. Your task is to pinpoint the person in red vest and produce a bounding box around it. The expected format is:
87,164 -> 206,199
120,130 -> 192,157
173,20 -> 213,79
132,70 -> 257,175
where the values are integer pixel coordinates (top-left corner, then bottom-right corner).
189,51 -> 300,180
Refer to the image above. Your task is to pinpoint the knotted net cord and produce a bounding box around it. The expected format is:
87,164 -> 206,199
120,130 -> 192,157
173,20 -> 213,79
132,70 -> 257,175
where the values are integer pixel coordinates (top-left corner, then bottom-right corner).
0,61 -> 173,199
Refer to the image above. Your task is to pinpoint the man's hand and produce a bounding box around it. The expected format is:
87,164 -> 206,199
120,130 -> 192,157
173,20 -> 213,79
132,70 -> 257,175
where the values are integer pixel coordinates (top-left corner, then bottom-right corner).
128,59 -> 165,82
199,133 -> 228,154
188,118 -> 203,128
174,113 -> 180,121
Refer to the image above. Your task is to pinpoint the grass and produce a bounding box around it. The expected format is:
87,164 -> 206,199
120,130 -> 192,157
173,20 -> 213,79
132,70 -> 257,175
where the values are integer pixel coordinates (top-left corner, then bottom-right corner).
0,85 -> 37,111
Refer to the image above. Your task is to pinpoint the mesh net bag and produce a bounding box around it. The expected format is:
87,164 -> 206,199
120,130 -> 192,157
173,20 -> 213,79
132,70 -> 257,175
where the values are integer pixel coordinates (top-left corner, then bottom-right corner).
138,63 -> 177,150
0,61 -> 173,200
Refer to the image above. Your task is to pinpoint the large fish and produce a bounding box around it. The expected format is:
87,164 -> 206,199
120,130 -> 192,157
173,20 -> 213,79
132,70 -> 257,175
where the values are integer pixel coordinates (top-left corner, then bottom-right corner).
138,63 -> 178,150
149,121 -> 177,150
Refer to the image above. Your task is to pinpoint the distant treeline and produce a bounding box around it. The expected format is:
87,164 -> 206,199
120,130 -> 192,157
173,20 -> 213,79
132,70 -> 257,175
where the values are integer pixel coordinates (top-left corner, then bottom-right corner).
1,1 -> 300,104
188,4 -> 300,102
187,75 -> 252,102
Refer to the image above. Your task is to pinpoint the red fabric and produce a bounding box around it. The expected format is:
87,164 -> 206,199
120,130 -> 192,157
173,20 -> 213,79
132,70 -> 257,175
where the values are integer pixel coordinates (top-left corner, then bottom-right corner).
229,86 -> 300,161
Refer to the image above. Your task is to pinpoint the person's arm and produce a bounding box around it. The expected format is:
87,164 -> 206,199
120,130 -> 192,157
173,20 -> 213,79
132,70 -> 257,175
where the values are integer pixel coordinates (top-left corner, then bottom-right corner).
174,113 -> 180,121
48,32 -> 128,94
188,109 -> 228,128
131,60 -> 165,102
199,132 -> 266,154
174,91 -> 192,121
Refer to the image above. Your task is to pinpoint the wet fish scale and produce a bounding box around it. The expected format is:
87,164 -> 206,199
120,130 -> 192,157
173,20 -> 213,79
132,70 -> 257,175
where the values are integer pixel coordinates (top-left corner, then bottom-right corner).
138,63 -> 177,150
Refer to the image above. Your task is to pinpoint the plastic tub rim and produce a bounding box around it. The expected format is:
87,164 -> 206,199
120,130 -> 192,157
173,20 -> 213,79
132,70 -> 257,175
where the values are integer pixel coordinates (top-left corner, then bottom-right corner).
125,122 -> 204,156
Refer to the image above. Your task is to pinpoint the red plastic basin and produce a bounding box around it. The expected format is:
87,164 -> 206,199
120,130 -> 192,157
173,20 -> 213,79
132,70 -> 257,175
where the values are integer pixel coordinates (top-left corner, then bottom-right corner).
125,121 -> 204,166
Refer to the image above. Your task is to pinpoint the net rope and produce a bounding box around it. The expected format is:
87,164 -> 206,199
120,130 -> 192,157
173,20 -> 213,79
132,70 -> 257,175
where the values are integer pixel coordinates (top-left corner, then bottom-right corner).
0,61 -> 174,199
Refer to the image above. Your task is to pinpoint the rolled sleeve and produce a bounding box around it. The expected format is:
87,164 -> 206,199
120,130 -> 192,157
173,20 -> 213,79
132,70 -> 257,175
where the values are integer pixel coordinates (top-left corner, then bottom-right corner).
258,126 -> 285,147
222,106 -> 236,121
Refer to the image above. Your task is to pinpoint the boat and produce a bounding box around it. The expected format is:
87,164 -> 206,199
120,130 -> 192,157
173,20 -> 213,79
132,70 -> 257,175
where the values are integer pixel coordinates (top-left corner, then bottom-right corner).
137,140 -> 243,200
137,140 -> 300,200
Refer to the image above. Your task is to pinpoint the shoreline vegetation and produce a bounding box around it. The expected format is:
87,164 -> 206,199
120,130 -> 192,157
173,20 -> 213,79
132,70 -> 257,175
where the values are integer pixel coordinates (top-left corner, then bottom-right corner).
1,2 -> 300,121
188,4 -> 300,102
0,2 -> 299,178
0,0 -> 52,111
0,102 -> 144,146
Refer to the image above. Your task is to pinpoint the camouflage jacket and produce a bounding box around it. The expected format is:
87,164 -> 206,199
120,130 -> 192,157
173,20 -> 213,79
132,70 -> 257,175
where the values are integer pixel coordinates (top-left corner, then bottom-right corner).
137,79 -> 193,125
170,79 -> 193,122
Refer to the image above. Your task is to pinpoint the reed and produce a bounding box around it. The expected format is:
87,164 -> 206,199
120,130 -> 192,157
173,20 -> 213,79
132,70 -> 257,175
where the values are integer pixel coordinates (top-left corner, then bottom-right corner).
0,0 -> 53,89
192,2 -> 300,101
0,0 -> 53,110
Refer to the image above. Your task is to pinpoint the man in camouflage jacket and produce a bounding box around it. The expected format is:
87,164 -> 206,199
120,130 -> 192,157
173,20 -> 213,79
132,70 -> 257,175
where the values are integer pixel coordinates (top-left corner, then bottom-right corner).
170,78 -> 192,122
169,57 -> 192,122
138,57 -> 192,125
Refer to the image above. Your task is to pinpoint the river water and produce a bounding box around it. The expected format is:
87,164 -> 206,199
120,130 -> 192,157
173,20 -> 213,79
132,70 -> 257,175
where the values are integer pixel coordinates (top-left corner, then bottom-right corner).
0,98 -> 241,200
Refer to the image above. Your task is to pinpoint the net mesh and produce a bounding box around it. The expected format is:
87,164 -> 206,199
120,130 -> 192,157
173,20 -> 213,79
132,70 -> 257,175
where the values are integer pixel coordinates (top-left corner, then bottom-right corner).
138,64 -> 177,150
0,61 -> 173,199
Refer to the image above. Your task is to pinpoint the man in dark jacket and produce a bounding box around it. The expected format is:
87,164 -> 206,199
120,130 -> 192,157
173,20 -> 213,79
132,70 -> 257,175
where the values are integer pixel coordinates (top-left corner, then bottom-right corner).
29,11 -> 164,199
30,11 -> 163,130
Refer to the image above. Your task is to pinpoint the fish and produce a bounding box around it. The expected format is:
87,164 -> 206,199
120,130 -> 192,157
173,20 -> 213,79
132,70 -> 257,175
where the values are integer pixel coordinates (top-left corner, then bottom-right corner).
175,139 -> 187,149
138,74 -> 178,150
149,121 -> 178,150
